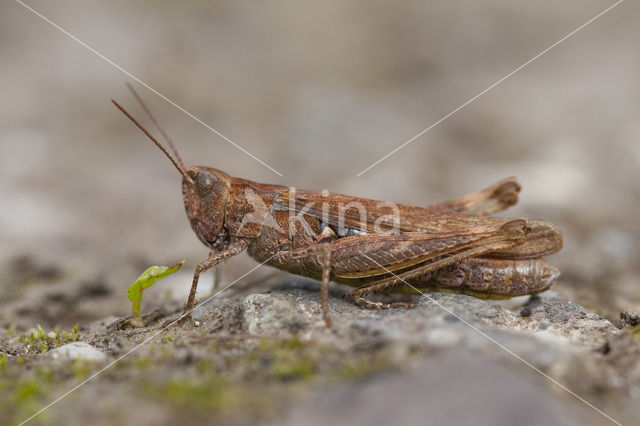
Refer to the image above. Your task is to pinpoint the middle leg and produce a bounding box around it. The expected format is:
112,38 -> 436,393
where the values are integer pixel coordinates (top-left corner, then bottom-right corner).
290,243 -> 333,327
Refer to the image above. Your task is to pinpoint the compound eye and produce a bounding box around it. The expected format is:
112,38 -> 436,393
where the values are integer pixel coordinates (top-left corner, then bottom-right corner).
196,173 -> 215,196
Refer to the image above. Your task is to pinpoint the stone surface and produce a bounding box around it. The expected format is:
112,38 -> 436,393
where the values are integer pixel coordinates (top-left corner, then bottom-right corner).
4,284 -> 639,426
221,286 -> 619,353
242,293 -> 322,337
620,310 -> 640,327
46,342 -> 108,362
282,351 -> 597,426
191,284 -> 637,425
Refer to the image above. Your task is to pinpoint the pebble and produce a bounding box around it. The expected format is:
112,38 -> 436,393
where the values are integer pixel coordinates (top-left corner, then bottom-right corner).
46,342 -> 107,362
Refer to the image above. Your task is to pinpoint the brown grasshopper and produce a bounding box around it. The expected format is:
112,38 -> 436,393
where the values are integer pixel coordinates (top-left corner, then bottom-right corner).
112,89 -> 562,328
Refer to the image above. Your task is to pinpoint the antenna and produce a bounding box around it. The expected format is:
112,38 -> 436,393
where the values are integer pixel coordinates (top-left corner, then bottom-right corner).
125,82 -> 186,171
111,99 -> 194,184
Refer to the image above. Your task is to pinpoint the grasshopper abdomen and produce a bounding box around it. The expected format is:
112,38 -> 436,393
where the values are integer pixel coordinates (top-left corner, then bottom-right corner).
421,257 -> 560,298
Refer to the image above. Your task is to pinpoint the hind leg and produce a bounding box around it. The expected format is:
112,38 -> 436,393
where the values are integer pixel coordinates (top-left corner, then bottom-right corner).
347,280 -> 416,311
433,176 -> 520,215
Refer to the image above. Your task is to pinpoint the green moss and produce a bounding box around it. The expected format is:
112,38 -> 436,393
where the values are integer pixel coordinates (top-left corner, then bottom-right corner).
339,361 -> 378,380
250,337 -> 320,381
0,378 -> 45,425
142,378 -> 229,411
13,379 -> 43,403
0,366 -> 56,424
0,353 -> 6,373
334,351 -> 398,381
133,357 -> 151,369
70,360 -> 94,381
60,325 -> 81,343
270,359 -> 315,380
17,325 -> 82,355
34,366 -> 54,384
257,336 -> 306,351
194,358 -> 216,374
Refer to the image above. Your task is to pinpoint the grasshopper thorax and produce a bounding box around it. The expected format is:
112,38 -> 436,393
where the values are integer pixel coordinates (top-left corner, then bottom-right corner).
182,166 -> 231,249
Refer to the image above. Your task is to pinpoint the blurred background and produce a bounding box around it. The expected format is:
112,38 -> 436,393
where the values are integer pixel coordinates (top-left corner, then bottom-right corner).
1,0 -> 638,326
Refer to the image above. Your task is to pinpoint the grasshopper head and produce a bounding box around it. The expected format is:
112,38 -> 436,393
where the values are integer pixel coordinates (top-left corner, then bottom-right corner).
110,96 -> 231,248
182,167 -> 231,248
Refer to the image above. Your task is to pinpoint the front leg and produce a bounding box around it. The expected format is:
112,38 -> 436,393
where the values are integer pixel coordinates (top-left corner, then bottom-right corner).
185,240 -> 248,313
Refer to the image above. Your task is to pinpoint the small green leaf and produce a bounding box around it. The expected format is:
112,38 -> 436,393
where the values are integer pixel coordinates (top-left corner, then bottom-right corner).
127,260 -> 185,320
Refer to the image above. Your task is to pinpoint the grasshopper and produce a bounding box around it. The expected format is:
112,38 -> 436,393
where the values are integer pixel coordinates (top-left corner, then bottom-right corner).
112,89 -> 562,327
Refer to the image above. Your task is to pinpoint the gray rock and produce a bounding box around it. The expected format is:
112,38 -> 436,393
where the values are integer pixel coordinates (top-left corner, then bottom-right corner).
196,286 -> 637,424
242,292 -> 318,337
281,351 -> 601,426
203,289 -> 620,353
46,342 -> 107,362
620,310 -> 640,327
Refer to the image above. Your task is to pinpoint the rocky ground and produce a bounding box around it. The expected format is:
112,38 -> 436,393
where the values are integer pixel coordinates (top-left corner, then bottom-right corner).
1,275 -> 639,426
